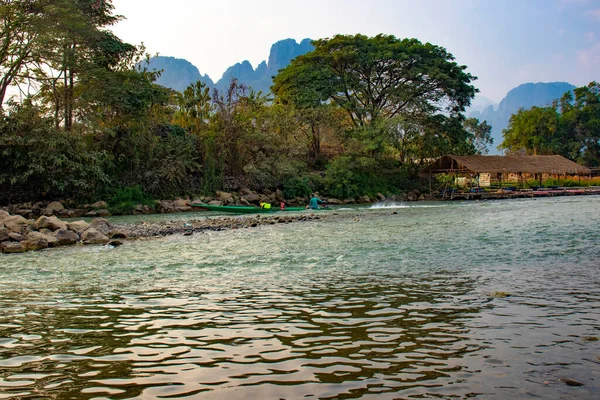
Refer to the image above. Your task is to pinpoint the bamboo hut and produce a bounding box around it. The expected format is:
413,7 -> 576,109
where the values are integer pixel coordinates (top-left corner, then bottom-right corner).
422,155 -> 592,198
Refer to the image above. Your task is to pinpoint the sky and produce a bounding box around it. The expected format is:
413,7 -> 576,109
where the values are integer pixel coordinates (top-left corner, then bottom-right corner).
111,0 -> 600,103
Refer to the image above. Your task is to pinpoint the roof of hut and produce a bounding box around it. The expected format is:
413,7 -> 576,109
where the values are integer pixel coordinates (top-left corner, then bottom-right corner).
422,155 -> 591,175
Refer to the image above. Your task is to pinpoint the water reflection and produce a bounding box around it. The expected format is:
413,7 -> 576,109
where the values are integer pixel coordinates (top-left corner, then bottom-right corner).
0,275 -> 487,399
1,196 -> 599,399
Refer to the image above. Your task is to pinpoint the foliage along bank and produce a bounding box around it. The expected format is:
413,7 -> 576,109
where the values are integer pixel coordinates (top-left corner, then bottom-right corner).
1,1 -> 496,209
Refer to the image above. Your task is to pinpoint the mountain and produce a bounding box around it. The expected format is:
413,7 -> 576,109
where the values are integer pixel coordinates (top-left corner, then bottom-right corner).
469,82 -> 576,153
145,56 -> 214,93
145,38 -> 314,95
466,95 -> 497,115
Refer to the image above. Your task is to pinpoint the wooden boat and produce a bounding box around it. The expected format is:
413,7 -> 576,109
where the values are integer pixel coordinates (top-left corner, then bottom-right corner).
192,204 -> 310,214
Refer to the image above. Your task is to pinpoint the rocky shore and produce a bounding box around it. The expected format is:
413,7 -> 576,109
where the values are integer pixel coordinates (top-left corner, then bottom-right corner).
0,188 -> 424,220
0,209 -> 327,254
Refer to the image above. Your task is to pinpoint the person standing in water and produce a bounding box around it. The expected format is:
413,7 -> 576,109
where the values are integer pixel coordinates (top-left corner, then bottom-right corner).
306,193 -> 324,210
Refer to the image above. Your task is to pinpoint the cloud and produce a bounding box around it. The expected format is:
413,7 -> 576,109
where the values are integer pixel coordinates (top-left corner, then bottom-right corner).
577,41 -> 600,69
587,8 -> 600,19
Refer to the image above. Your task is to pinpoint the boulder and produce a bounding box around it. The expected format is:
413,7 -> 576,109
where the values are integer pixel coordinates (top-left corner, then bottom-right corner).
90,201 -> 108,210
90,218 -> 114,236
215,191 -> 233,202
173,199 -> 189,208
85,211 -> 98,217
67,220 -> 90,235
44,201 -> 65,216
240,197 -> 251,206
110,230 -> 128,239
53,229 -> 79,246
15,209 -> 33,217
156,200 -> 175,213
81,228 -> 109,244
407,191 -> 419,201
1,242 -> 26,253
377,193 -> 386,201
343,198 -> 356,204
8,232 -> 25,242
325,198 -> 343,205
208,200 -> 223,206
358,195 -> 371,204
0,210 -> 11,222
0,228 -> 8,242
67,209 -> 87,218
3,215 -> 29,234
22,232 -> 49,251
36,215 -> 67,231
96,209 -> 111,217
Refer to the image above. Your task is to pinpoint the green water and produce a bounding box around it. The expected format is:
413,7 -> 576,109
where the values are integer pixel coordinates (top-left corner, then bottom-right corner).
1,197 -> 599,399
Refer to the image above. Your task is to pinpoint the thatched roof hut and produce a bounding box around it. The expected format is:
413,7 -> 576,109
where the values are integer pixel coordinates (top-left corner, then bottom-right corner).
422,155 -> 591,176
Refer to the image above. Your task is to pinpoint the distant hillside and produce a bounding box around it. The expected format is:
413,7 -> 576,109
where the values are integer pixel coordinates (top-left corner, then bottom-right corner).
145,56 -> 214,93
469,82 -> 575,153
145,38 -> 314,95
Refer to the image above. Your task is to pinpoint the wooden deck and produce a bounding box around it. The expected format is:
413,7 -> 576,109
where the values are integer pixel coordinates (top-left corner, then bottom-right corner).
437,187 -> 600,201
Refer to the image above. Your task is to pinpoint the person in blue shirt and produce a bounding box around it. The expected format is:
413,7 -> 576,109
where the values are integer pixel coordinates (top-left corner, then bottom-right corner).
306,193 -> 324,210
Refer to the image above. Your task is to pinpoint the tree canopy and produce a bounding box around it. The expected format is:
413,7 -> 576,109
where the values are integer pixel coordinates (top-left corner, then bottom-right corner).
500,82 -> 600,166
272,34 -> 478,127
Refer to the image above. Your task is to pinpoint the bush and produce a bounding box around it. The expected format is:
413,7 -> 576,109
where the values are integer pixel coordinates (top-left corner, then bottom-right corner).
107,185 -> 155,215
0,102 -> 109,204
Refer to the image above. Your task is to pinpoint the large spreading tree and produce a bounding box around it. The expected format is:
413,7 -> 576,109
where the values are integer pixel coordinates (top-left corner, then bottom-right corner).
272,34 -> 478,127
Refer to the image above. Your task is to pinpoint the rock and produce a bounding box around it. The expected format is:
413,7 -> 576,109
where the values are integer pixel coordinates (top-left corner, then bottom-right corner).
44,201 -> 65,216
173,199 -> 189,208
358,195 -> 371,204
208,200 -> 223,206
67,209 -> 87,218
15,209 -> 33,217
407,191 -> 418,201
90,201 -> 108,209
8,232 -> 25,242
244,192 -> 261,203
377,193 -> 386,201
36,215 -> 67,231
325,198 -> 343,205
157,200 -> 175,213
1,242 -> 26,253
0,228 -> 8,242
81,228 -> 109,244
53,229 -> 79,246
215,191 -> 233,202
240,197 -> 251,206
96,209 -> 111,217
90,218 -> 113,236
110,230 -> 127,239
183,231 -> 193,236
3,215 -> 29,234
67,220 -> 90,235
343,198 -> 356,204
559,378 -> 584,386
109,240 -> 123,247
85,211 -> 98,217
0,210 -> 11,222
22,232 -> 49,251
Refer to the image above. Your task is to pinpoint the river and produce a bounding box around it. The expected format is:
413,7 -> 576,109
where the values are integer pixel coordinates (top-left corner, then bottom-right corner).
1,196 -> 599,399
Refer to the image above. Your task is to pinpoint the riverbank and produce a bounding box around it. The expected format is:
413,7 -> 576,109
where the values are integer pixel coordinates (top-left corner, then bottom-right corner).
0,208 -> 329,254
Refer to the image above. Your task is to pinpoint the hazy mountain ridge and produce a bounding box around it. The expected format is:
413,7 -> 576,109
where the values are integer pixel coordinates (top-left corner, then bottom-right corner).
469,82 -> 576,153
146,38 -> 314,95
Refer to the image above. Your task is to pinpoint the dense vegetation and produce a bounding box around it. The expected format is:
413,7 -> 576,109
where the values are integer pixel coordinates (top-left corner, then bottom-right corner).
500,82 -> 600,167
1,0 -> 495,205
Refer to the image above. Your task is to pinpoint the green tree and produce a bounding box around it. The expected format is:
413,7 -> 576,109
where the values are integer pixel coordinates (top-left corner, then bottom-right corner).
463,118 -> 493,154
272,34 -> 477,127
500,106 -> 560,155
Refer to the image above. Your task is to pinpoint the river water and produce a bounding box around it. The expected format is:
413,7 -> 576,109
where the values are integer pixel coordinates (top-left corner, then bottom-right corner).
1,197 -> 599,399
